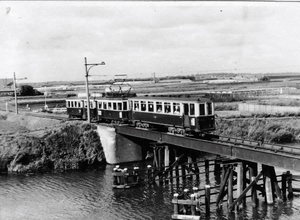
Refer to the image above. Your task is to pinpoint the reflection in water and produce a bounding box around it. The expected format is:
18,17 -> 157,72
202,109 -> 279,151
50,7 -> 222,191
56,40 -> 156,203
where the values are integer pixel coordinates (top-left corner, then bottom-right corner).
0,164 -> 300,220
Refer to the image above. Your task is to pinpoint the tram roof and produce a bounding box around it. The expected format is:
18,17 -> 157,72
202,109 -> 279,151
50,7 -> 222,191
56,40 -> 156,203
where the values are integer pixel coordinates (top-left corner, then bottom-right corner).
66,95 -> 213,102
130,95 -> 213,103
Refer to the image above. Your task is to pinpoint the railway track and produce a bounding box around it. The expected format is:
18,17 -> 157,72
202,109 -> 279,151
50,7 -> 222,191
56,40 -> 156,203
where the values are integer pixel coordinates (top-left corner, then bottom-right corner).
211,135 -> 300,157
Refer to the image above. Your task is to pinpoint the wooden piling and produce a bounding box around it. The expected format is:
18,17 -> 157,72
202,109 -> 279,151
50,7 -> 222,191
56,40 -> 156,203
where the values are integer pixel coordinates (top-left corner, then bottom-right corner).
236,162 -> 245,210
205,185 -> 211,217
164,146 -> 170,184
173,193 -> 179,215
181,164 -> 186,182
282,172 -> 287,201
214,158 -> 221,185
147,165 -> 153,182
269,166 -> 283,202
187,156 -> 193,180
263,165 -> 274,205
191,194 -> 196,215
216,165 -> 230,208
164,146 -> 170,170
183,189 -> 189,214
227,165 -> 233,208
228,171 -> 263,211
174,150 -> 180,183
193,159 -> 200,181
287,171 -> 293,199
205,159 -> 210,184
249,162 -> 258,207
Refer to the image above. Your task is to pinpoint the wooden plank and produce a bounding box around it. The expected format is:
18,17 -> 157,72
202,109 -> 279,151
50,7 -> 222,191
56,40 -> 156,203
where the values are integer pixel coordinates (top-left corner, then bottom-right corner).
216,166 -> 231,207
171,214 -> 201,220
172,199 -> 198,205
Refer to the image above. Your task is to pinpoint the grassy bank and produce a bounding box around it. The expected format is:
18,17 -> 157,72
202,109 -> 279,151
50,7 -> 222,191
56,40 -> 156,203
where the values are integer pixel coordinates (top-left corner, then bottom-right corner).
0,113 -> 105,173
215,117 -> 300,144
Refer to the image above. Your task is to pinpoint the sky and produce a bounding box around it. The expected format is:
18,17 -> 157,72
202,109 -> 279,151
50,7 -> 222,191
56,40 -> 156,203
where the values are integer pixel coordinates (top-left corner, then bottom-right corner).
1,1 -> 300,83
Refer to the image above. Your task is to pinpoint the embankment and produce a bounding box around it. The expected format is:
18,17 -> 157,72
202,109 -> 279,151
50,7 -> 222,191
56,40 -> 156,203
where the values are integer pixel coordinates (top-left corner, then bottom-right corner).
216,117 -> 300,144
0,112 -> 105,173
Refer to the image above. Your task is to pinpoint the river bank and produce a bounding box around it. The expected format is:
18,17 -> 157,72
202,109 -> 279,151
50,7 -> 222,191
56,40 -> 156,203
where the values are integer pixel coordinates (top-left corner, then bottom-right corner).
0,112 -> 105,173
2,109 -> 300,174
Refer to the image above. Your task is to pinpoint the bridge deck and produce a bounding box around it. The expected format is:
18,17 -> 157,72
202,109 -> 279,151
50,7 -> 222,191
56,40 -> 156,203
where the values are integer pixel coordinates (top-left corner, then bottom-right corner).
115,126 -> 300,171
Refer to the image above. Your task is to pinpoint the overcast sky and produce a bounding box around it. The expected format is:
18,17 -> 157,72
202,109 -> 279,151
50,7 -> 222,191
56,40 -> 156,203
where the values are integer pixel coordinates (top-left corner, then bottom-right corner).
1,2 -> 300,83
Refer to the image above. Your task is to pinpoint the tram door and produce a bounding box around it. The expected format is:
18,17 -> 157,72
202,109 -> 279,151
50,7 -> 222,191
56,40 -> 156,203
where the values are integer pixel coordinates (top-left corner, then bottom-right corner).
183,103 -> 190,127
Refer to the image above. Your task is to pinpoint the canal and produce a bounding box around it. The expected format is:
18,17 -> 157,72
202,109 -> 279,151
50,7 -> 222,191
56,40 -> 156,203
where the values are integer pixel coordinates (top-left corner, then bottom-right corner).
1,162 -> 300,220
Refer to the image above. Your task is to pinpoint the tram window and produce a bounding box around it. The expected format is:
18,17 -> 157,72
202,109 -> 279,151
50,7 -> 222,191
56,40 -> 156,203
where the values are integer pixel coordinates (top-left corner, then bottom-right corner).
98,102 -> 102,109
71,102 -> 74,108
113,102 -> 117,110
103,102 -> 107,110
173,103 -> 180,114
199,104 -> 205,115
67,101 -> 70,107
117,102 -> 122,110
207,103 -> 212,115
74,102 -> 77,108
148,101 -> 154,112
141,101 -> 147,112
108,102 -> 112,110
190,104 -> 195,115
134,101 -> 140,111
164,102 -> 171,113
90,102 -> 94,108
156,102 -> 162,112
123,102 -> 127,110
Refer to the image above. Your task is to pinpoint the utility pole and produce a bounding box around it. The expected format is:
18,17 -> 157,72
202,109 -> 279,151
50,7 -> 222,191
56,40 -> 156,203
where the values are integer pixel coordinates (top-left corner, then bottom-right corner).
13,72 -> 27,114
84,57 -> 105,123
13,72 -> 18,114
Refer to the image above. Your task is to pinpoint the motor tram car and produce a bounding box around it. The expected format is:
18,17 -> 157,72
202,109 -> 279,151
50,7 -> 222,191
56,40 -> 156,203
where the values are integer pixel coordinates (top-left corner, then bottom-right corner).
129,96 -> 215,135
66,94 -> 215,135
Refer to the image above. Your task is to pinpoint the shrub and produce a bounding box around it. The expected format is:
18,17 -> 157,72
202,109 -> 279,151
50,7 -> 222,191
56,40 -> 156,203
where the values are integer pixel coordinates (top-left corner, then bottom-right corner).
5,122 -> 105,173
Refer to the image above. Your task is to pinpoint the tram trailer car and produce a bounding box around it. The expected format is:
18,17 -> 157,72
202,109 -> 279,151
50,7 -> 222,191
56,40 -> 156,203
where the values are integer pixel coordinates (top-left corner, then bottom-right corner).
95,97 -> 132,123
129,96 -> 215,135
66,98 -> 98,121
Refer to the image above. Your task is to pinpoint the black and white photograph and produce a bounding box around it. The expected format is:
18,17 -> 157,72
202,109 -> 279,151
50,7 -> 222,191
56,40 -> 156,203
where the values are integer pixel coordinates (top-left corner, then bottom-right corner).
1,1 -> 300,219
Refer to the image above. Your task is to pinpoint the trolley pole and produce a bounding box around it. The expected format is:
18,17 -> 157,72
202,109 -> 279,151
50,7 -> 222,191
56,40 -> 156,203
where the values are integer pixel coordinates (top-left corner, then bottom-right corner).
84,57 -> 105,123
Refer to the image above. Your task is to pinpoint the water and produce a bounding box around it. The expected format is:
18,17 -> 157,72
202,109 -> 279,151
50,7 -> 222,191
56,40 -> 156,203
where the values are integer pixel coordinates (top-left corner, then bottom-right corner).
1,164 -> 300,220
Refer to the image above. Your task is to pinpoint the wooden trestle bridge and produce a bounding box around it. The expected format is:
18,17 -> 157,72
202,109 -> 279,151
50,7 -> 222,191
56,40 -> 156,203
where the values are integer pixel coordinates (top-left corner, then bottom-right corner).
114,125 -> 300,219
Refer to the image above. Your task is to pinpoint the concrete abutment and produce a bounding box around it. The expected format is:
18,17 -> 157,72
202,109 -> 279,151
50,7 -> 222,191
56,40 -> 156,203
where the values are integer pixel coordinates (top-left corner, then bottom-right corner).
97,125 -> 145,164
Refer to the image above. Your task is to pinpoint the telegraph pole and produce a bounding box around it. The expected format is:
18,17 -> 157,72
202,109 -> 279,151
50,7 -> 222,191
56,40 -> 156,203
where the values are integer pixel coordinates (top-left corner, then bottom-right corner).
13,72 -> 18,114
